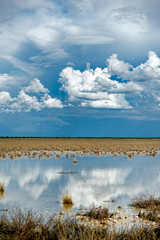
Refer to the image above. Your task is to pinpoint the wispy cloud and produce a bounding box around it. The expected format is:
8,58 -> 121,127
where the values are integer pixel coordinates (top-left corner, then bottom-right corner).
2,55 -> 40,76
1,0 -> 159,72
0,74 -> 15,87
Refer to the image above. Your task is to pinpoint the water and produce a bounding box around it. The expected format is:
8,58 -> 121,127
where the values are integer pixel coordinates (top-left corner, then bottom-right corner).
0,153 -> 160,216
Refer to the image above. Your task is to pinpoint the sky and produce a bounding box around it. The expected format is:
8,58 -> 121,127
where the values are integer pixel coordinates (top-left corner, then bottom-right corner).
1,0 -> 160,137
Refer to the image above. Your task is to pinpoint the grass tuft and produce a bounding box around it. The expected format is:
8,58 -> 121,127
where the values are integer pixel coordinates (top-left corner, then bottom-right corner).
73,158 -> 78,164
62,195 -> 73,205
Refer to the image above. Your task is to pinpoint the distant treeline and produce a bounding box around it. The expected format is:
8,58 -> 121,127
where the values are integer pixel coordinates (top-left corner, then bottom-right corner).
0,136 -> 160,139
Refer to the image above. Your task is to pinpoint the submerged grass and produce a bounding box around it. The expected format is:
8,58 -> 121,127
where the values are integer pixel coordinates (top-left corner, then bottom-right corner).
0,208 -> 159,239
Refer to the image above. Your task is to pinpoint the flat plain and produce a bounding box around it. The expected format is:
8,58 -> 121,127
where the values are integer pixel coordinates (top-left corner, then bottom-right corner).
0,138 -> 160,159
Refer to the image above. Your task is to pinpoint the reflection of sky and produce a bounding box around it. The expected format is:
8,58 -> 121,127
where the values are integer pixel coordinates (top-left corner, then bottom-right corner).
0,154 -> 159,214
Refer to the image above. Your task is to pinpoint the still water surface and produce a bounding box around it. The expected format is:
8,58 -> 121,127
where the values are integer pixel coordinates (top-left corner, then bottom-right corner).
0,153 -> 160,215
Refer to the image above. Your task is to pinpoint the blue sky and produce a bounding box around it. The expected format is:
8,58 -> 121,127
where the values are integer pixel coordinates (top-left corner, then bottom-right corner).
1,0 -> 160,137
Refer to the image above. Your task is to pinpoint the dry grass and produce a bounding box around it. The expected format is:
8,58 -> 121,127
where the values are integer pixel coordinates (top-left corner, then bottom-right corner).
83,206 -> 110,221
131,195 -> 160,223
73,158 -> 78,164
0,138 -> 160,160
138,210 -> 159,222
131,194 -> 160,209
0,208 -> 159,240
62,195 -> 74,205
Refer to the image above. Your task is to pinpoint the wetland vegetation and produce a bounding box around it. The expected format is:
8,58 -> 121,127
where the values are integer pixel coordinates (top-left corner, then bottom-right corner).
0,138 -> 160,160
0,205 -> 159,240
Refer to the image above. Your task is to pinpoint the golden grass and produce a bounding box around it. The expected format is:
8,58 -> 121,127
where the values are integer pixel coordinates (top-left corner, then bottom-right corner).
61,195 -> 73,205
0,138 -> 160,160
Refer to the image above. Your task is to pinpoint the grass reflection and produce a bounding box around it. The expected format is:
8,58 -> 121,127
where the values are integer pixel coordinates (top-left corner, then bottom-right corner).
0,191 -> 4,200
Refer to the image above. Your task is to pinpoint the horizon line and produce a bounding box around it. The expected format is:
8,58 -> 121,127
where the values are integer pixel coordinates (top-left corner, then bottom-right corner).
0,136 -> 160,139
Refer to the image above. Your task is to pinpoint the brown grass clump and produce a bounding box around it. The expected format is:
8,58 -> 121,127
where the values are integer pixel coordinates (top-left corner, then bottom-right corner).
73,158 -> 78,164
62,195 -> 73,205
83,207 -> 110,221
131,194 -> 160,223
131,194 -> 160,209
138,209 -> 159,222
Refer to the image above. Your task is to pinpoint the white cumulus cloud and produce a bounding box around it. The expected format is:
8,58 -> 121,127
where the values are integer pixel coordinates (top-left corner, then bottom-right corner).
23,78 -> 49,93
59,65 -> 142,109
58,51 -> 160,111
0,91 -> 12,105
107,51 -> 160,81
0,78 -> 63,113
41,93 -> 63,109
80,95 -> 131,109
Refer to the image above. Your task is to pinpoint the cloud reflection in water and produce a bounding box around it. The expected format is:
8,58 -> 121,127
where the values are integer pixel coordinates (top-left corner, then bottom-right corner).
0,154 -> 159,213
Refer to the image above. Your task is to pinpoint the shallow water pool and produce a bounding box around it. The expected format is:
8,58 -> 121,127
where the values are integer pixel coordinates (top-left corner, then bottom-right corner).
0,153 -> 160,216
